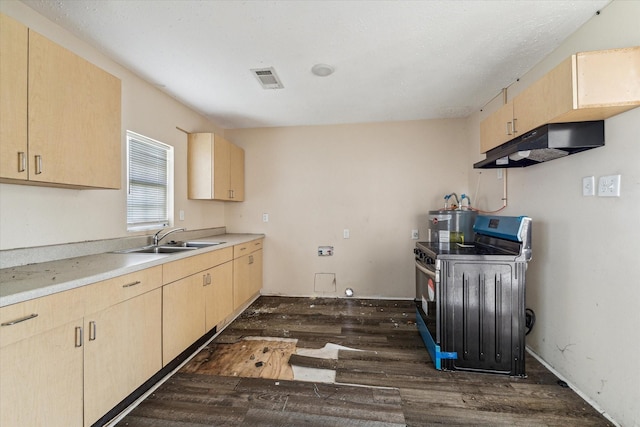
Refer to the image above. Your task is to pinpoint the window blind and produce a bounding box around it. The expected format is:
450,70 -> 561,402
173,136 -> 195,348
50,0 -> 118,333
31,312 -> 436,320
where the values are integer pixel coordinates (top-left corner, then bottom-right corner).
127,132 -> 172,230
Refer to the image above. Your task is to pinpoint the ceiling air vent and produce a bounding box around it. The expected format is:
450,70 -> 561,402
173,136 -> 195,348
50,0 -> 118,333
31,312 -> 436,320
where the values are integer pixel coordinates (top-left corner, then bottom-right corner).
251,67 -> 284,89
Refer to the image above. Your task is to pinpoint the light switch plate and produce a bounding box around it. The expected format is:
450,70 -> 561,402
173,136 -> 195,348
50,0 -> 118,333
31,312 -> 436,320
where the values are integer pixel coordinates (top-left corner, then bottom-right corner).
582,176 -> 595,196
598,175 -> 621,197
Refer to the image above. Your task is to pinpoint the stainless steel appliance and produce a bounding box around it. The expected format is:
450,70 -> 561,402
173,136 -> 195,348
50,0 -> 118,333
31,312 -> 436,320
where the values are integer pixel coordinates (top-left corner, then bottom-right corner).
414,215 -> 532,376
428,209 -> 477,245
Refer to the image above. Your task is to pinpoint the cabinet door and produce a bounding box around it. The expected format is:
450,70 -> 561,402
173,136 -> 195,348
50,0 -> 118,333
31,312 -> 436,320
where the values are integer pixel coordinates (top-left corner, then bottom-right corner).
188,132 -> 214,199
0,13 -> 28,181
204,261 -> 233,331
233,250 -> 262,310
162,275 -> 206,365
479,101 -> 514,153
213,135 -> 232,200
229,142 -> 245,201
28,30 -> 121,189
250,249 -> 263,297
83,289 -> 162,426
513,56 -> 574,135
0,320 -> 84,427
233,254 -> 251,310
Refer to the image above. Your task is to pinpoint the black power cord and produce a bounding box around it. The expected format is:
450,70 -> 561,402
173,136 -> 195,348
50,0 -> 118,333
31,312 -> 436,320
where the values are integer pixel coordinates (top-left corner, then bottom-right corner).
525,308 -> 536,335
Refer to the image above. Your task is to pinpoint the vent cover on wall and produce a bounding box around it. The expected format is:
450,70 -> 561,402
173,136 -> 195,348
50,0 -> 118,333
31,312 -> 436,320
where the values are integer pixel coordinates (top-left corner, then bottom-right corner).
251,67 -> 284,89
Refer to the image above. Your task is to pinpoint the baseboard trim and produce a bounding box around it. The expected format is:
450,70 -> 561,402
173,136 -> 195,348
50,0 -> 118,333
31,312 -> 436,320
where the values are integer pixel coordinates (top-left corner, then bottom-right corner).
525,346 -> 619,427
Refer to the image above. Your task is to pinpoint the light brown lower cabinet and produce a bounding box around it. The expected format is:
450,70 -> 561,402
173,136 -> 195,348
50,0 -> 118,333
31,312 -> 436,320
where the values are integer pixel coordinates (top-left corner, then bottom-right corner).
0,241 -> 261,425
0,267 -> 162,427
83,288 -> 162,426
0,319 -> 84,427
162,271 -> 207,365
205,261 -> 234,331
233,240 -> 263,310
163,259 -> 234,365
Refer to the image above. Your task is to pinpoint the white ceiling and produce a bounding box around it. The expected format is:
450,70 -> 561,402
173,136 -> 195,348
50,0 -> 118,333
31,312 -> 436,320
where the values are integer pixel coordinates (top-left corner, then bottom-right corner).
23,0 -> 610,129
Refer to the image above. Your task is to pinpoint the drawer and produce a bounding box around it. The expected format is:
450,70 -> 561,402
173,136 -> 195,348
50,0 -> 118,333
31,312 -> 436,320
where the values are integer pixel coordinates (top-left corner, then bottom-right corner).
0,286 -> 85,348
233,239 -> 263,258
163,247 -> 233,285
85,266 -> 162,315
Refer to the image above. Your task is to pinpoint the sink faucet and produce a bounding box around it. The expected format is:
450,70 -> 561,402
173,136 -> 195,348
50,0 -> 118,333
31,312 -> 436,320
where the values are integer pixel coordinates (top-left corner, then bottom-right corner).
153,228 -> 186,246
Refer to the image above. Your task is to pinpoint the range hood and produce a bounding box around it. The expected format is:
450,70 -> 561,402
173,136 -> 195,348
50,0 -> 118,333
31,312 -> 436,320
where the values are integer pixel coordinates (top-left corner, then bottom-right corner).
474,121 -> 604,169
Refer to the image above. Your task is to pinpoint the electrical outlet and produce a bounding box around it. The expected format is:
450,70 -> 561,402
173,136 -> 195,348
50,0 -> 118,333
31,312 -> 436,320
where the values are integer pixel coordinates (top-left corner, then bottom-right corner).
411,229 -> 419,239
343,229 -> 350,239
318,246 -> 333,256
582,176 -> 595,196
179,210 -> 185,221
598,175 -> 621,197
262,213 -> 269,222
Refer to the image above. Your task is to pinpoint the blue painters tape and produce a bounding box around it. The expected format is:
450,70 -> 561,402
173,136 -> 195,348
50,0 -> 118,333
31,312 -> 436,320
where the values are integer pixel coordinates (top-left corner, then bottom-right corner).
415,308 -> 457,370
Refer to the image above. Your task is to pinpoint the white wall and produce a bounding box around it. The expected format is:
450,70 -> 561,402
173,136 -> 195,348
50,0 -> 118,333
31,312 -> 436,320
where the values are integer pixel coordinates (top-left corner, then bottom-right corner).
468,2 -> 640,425
0,1 -> 225,250
225,119 -> 470,298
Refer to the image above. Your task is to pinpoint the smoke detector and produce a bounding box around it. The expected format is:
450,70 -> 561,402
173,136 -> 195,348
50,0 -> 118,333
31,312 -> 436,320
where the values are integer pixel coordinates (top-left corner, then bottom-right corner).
250,67 -> 284,89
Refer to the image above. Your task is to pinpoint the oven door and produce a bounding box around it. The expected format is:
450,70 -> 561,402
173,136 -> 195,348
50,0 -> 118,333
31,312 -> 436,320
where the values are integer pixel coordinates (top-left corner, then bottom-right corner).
415,258 -> 440,343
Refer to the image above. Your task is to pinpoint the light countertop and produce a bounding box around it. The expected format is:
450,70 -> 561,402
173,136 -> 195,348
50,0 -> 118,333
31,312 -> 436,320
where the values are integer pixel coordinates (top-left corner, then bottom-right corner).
0,233 -> 264,307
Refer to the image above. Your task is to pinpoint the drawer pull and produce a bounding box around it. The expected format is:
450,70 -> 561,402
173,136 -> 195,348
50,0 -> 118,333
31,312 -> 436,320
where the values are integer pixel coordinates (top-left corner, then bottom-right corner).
122,280 -> 141,288
240,247 -> 247,251
1,313 -> 38,326
75,326 -> 83,347
249,255 -> 254,265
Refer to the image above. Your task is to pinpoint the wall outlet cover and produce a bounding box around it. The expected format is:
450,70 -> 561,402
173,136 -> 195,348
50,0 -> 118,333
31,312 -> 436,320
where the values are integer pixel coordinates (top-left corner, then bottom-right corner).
598,175 -> 621,197
582,176 -> 595,196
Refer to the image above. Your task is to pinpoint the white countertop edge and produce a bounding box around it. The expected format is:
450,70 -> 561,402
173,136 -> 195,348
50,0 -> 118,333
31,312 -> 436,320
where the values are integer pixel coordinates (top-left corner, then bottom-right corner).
0,233 -> 264,308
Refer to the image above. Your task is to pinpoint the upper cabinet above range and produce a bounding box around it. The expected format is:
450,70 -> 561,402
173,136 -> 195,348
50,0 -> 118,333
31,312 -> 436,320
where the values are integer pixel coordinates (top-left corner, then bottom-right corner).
187,133 -> 245,201
481,47 -> 640,153
0,13 -> 122,189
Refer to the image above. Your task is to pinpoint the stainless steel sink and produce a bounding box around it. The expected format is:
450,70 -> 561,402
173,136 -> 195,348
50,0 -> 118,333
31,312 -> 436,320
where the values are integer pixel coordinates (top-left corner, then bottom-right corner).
113,245 -> 198,254
170,241 -> 226,248
112,241 -> 225,254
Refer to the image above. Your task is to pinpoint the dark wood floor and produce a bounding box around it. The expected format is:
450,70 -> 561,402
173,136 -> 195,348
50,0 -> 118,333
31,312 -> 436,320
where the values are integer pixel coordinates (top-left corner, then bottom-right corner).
118,296 -> 611,426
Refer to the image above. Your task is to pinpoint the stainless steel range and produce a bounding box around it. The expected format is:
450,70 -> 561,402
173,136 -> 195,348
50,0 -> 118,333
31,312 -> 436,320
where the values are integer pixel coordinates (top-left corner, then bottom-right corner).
414,215 -> 532,376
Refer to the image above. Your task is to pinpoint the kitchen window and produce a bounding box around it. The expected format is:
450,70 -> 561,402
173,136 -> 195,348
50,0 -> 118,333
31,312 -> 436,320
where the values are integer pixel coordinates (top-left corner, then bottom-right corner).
126,131 -> 174,231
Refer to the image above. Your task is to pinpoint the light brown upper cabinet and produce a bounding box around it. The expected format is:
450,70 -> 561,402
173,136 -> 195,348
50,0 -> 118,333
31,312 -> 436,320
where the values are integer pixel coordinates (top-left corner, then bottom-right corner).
0,14 -> 122,189
188,133 -> 245,201
0,14 -> 28,182
481,47 -> 640,153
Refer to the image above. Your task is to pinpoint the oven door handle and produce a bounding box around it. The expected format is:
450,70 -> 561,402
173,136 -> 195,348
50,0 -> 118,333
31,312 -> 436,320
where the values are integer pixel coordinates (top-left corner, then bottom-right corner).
415,260 -> 436,279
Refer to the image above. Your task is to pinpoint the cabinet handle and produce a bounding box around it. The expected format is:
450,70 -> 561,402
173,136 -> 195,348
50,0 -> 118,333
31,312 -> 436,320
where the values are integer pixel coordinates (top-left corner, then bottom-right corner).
240,247 -> 246,251
18,152 -> 26,172
512,118 -> 518,134
505,122 -> 513,136
1,313 -> 38,326
203,273 -> 212,286
89,321 -> 97,341
75,326 -> 83,347
249,255 -> 254,265
122,280 -> 141,288
35,155 -> 43,175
